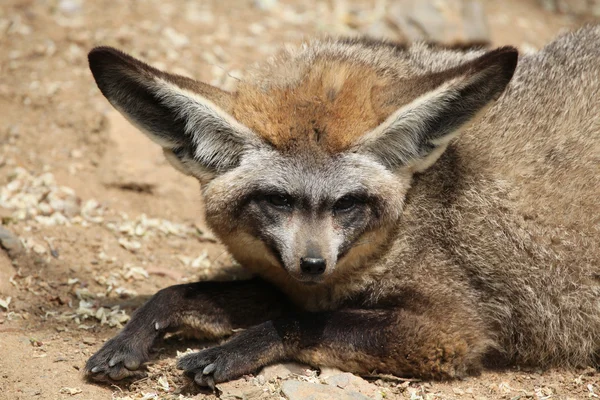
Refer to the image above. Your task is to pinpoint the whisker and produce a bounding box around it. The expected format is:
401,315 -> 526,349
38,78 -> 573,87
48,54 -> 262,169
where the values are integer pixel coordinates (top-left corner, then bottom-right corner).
212,249 -> 232,267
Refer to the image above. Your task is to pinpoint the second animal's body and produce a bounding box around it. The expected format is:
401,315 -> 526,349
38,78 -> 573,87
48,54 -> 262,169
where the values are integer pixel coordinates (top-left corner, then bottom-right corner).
84,25 -> 600,386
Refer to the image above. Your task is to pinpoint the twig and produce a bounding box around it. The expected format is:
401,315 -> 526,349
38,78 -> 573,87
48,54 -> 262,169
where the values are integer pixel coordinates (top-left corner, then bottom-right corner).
364,373 -> 422,383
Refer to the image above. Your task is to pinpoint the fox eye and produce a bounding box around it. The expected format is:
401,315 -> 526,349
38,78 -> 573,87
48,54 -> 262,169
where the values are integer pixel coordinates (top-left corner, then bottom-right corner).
265,193 -> 292,209
333,195 -> 357,213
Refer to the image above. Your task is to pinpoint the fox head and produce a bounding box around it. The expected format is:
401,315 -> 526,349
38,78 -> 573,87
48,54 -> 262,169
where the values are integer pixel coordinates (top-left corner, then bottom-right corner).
88,40 -> 517,285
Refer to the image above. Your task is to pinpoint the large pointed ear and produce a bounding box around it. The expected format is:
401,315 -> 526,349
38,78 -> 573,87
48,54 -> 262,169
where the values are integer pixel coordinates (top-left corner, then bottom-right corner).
88,46 -> 259,181
356,47 -> 518,172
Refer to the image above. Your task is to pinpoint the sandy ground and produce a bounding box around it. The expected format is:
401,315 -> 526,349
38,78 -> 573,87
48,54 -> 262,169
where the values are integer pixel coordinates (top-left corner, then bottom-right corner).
0,0 -> 598,399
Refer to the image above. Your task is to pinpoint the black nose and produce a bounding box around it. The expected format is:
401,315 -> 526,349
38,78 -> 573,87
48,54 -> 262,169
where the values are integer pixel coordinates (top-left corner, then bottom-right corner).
300,257 -> 326,275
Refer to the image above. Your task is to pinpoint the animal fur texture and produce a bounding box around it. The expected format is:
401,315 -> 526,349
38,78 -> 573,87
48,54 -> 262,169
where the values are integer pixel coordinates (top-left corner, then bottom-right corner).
84,25 -> 600,386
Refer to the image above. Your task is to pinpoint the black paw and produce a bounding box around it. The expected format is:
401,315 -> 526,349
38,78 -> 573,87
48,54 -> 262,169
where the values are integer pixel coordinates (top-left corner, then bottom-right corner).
177,346 -> 250,389
85,334 -> 150,381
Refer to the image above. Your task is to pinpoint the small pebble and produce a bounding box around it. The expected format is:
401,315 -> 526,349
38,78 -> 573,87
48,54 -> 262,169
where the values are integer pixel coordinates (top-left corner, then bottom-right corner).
0,226 -> 23,257
82,337 -> 95,345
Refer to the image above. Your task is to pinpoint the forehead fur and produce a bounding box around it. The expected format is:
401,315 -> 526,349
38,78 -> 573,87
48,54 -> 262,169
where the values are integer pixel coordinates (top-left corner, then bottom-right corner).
233,62 -> 388,153
231,39 -> 410,154
230,38 -> 485,154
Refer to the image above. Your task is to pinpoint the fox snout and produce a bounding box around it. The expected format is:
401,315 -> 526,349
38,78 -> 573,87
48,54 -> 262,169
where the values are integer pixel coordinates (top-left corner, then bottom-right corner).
286,237 -> 338,283
299,242 -> 328,276
300,257 -> 326,275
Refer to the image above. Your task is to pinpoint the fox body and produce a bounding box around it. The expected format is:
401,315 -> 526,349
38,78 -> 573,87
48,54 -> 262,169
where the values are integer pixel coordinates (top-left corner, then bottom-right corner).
85,26 -> 600,385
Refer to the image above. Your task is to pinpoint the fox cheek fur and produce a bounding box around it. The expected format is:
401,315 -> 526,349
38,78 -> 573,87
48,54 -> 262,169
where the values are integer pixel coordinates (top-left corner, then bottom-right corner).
84,25 -> 600,387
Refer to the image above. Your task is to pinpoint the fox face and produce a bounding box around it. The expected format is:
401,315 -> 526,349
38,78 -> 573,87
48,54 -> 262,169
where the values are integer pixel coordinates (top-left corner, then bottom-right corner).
201,144 -> 408,284
88,40 -> 517,285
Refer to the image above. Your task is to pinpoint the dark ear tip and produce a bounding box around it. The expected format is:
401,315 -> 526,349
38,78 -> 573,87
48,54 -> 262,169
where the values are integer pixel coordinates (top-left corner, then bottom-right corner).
489,46 -> 519,80
88,47 -> 117,76
88,46 -> 128,69
88,46 -> 147,77
88,46 -> 129,58
87,46 -> 142,95
88,47 -> 159,85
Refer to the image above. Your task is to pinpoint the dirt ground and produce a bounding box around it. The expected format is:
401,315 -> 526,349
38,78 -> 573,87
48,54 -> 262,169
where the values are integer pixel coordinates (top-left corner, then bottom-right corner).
0,0 -> 598,399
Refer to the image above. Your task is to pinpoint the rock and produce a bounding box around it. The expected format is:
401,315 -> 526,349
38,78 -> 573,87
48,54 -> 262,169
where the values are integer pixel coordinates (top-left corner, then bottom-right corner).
324,372 -> 360,388
259,363 -> 310,381
0,226 -> 23,258
318,367 -> 344,379
81,337 -> 95,345
216,378 -> 263,399
322,371 -> 379,398
281,380 -> 371,400
387,0 -> 490,47
59,387 -> 82,395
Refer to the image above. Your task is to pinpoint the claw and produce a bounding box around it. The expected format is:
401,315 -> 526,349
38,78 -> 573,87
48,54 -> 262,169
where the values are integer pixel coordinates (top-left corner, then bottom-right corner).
202,363 -> 216,375
206,375 -> 216,390
91,366 -> 102,373
194,372 -> 216,389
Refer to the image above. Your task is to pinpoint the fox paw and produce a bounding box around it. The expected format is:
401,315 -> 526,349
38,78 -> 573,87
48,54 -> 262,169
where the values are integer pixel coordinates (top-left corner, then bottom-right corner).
85,334 -> 149,381
177,346 -> 250,389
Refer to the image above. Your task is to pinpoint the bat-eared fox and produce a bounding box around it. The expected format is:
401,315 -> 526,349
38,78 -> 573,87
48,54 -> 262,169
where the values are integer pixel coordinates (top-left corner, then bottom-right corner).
85,25 -> 600,387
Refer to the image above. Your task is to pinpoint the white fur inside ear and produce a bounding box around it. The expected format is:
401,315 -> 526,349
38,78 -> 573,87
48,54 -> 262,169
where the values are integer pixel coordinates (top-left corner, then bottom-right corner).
406,141 -> 452,173
152,78 -> 259,171
163,148 -> 217,183
356,79 -> 461,168
405,98 -> 495,173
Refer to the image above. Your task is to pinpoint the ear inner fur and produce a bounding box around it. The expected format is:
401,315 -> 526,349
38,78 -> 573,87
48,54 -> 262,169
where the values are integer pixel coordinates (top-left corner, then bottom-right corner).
355,47 -> 518,170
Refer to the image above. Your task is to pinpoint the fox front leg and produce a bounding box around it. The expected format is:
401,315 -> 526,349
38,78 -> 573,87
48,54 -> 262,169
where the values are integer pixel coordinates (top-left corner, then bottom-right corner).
85,278 -> 287,381
177,306 -> 491,386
